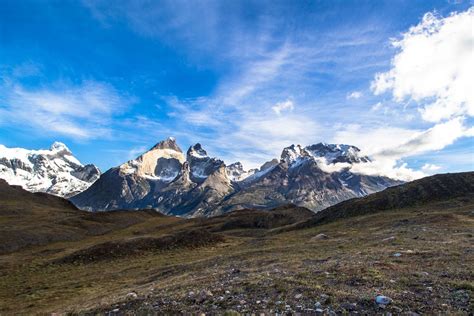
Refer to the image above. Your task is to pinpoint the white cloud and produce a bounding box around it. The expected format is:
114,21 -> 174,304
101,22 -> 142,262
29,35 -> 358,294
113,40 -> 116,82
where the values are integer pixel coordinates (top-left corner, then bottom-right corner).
272,99 -> 295,115
376,117 -> 470,159
331,117 -> 471,181
371,8 -> 474,122
0,81 -> 131,139
421,163 -> 441,172
332,124 -> 419,155
347,91 -> 363,99
361,8 -> 474,180
371,102 -> 382,111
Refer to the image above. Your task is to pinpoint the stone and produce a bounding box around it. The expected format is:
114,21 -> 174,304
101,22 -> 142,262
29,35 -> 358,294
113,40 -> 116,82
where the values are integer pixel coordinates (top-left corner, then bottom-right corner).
312,233 -> 329,241
393,253 -> 402,257
375,295 -> 392,306
126,292 -> 138,299
320,294 -> 330,303
294,293 -> 303,299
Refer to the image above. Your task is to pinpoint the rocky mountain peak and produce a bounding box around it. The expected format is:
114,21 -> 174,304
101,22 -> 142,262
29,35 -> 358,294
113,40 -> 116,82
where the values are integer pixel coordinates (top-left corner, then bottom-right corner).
187,143 -> 208,159
305,143 -> 370,164
151,137 -> 182,153
226,162 -> 256,182
186,143 -> 224,183
281,144 -> 307,164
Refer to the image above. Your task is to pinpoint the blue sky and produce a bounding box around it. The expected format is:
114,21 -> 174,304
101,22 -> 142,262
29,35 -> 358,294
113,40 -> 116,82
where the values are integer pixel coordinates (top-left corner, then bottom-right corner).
0,0 -> 472,179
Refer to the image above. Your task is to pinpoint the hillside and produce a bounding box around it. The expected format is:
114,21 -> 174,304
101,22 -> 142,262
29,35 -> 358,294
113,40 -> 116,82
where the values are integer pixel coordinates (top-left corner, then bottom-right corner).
281,172 -> 474,231
0,173 -> 473,314
0,179 -> 165,254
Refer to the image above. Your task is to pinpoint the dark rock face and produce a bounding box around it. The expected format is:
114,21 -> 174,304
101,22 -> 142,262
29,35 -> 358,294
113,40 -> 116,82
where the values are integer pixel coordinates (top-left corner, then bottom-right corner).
187,143 -> 224,184
71,139 -> 402,217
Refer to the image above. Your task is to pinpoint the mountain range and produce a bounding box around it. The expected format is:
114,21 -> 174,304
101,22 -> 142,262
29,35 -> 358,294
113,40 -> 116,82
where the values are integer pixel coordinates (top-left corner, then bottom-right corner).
70,137 -> 402,217
0,142 -> 100,197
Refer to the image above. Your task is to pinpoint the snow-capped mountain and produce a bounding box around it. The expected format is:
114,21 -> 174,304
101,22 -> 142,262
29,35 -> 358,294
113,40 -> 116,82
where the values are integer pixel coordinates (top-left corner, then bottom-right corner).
226,162 -> 256,182
71,137 -> 402,217
71,138 -> 233,216
0,142 -> 100,197
217,143 -> 400,213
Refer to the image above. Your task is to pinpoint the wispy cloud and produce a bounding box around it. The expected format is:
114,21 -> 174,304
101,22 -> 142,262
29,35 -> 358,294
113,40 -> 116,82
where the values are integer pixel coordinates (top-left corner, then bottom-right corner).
347,91 -> 362,99
272,99 -> 294,115
0,80 -> 133,139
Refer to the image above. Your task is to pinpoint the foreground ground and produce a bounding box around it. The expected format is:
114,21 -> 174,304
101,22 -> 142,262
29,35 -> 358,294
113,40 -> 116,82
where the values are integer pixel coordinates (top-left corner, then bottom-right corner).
0,194 -> 473,314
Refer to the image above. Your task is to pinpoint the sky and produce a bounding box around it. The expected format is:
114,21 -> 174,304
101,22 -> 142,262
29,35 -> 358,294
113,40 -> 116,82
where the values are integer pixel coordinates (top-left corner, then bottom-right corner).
0,0 -> 472,179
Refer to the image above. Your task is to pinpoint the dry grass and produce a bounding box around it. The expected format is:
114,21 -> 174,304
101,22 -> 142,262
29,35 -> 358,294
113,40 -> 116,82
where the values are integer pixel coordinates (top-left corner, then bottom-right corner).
1,198 -> 473,314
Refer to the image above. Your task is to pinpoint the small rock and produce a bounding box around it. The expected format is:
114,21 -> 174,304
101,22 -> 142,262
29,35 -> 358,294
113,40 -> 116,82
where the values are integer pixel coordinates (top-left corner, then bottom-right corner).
340,302 -> 357,311
315,308 -> 324,314
256,300 -> 261,304
294,293 -> 303,299
126,292 -> 138,299
225,290 -> 231,295
112,308 -> 120,313
198,289 -> 213,302
375,295 -> 392,306
320,294 -> 330,303
389,279 -> 396,283
392,306 -> 403,313
393,253 -> 402,257
314,301 -> 322,308
312,233 -> 329,241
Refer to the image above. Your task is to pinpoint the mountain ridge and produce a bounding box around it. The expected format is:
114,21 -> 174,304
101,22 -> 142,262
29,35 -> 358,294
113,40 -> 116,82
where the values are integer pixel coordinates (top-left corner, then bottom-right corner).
71,137 -> 402,217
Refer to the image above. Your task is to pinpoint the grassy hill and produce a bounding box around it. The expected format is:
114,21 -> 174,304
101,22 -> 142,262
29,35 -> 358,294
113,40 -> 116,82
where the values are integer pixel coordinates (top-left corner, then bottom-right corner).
0,173 -> 473,314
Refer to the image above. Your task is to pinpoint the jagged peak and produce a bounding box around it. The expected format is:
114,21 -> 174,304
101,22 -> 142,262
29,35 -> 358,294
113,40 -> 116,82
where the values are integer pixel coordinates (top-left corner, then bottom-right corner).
305,142 -> 369,164
150,137 -> 182,153
259,158 -> 279,172
187,143 -> 208,159
281,144 -> 306,163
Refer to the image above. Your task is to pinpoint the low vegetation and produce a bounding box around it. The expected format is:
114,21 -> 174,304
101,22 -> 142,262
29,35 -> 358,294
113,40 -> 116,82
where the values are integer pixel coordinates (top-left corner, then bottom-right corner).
0,174 -> 472,314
